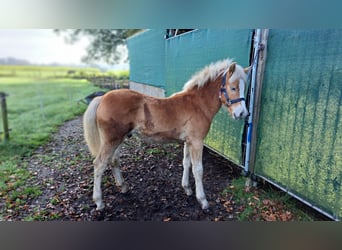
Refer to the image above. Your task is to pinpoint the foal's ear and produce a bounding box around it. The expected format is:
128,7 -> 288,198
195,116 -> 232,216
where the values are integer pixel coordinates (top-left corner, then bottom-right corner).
244,66 -> 251,74
228,62 -> 236,75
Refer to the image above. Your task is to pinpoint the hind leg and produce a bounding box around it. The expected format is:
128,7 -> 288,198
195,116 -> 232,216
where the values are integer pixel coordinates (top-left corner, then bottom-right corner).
110,145 -> 128,193
93,143 -> 116,210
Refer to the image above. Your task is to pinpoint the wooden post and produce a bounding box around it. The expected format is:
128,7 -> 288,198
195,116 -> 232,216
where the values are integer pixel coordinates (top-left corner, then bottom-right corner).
0,92 -> 9,142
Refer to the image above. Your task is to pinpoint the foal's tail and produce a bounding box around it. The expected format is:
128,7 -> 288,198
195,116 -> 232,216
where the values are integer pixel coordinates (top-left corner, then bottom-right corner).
83,96 -> 102,157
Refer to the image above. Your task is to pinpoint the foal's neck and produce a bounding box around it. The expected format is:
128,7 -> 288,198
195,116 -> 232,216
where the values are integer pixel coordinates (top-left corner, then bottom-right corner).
188,78 -> 222,122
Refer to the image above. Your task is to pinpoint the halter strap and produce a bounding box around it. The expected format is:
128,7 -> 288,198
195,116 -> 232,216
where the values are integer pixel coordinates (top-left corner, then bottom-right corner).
220,72 -> 245,106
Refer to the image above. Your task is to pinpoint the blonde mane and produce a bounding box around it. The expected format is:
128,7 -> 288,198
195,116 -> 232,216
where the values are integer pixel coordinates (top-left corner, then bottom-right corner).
182,58 -> 247,91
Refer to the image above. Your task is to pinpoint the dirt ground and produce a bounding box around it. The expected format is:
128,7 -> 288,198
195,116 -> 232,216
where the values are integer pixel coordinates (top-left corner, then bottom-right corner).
4,116 -> 326,221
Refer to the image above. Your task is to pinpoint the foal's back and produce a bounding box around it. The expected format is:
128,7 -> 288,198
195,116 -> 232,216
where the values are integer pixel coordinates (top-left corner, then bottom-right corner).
96,89 -> 201,143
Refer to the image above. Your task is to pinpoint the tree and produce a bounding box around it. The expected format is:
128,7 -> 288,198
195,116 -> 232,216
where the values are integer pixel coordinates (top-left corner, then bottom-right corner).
54,29 -> 141,64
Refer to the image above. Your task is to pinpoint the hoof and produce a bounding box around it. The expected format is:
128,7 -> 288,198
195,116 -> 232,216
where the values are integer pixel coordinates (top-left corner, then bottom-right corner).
95,202 -> 105,211
200,200 -> 209,210
183,186 -> 193,196
120,183 -> 129,193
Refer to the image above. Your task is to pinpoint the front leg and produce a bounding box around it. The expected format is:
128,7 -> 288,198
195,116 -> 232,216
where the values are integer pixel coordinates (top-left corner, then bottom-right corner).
182,142 -> 193,196
189,141 -> 209,210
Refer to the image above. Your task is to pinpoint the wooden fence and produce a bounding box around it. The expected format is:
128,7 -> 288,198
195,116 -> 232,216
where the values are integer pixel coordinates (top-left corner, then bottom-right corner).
0,92 -> 9,142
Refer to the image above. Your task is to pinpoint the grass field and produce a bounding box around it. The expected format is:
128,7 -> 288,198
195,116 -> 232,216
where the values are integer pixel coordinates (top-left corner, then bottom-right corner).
0,66 -> 105,213
0,65 -> 129,79
0,77 -> 103,156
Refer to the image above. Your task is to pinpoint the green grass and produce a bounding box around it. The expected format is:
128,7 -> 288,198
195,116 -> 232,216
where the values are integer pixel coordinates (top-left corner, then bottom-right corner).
0,65 -> 101,78
0,71 -> 104,219
0,65 -> 129,80
222,177 -> 315,221
0,77 -> 102,151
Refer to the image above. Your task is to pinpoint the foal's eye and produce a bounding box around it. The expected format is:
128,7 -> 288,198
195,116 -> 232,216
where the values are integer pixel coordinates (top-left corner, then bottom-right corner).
231,87 -> 236,91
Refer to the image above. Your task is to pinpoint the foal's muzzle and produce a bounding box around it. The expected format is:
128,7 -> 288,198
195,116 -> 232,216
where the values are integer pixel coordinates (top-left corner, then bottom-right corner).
232,103 -> 249,120
233,110 -> 249,119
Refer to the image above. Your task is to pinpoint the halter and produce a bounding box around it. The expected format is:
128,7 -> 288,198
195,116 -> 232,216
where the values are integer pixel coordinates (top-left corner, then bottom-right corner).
219,72 -> 245,106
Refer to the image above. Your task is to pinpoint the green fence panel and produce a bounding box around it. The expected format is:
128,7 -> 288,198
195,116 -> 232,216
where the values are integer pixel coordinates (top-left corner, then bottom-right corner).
127,30 -> 166,88
165,29 -> 252,164
255,29 -> 342,220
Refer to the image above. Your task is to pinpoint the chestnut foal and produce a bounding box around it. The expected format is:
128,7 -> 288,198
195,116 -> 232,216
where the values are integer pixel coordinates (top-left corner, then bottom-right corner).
83,58 -> 249,210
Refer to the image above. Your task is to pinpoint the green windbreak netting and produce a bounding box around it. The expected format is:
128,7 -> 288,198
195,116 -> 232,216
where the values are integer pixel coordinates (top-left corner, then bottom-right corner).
165,29 -> 252,165
255,30 -> 342,220
127,30 -> 166,88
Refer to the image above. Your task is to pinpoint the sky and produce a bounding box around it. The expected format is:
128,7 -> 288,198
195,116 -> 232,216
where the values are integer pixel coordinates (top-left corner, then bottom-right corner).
0,29 -> 92,65
0,29 -> 129,70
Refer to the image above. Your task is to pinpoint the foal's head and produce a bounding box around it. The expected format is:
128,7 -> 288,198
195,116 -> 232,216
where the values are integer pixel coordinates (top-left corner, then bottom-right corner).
220,62 -> 249,120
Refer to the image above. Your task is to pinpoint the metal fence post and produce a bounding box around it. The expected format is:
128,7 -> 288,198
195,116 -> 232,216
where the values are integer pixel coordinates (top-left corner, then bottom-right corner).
244,29 -> 269,187
0,92 -> 9,142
